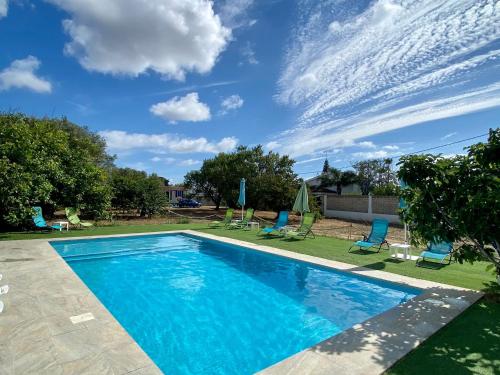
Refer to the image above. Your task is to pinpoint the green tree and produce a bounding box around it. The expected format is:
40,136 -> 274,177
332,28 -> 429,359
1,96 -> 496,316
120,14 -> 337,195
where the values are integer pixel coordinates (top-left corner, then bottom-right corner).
110,168 -> 168,217
110,168 -> 147,212
322,159 -> 330,174
320,168 -> 358,195
139,174 -> 168,217
398,129 -> 500,281
0,113 -> 112,227
184,145 -> 299,212
352,158 -> 397,195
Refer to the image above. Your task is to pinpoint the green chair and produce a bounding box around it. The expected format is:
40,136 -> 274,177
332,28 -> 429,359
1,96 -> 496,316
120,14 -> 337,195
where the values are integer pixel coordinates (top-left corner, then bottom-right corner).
284,212 -> 315,239
209,208 -> 234,228
348,218 -> 389,253
32,206 -> 62,231
228,208 -> 254,230
65,207 -> 93,228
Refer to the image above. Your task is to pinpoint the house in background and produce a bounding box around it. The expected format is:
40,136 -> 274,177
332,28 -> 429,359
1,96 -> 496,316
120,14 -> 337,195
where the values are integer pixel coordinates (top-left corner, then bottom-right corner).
162,185 -> 186,204
306,175 -> 361,195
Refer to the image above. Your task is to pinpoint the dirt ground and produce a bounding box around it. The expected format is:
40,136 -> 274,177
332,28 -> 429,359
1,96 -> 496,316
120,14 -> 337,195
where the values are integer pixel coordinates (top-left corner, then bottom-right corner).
91,206 -> 407,243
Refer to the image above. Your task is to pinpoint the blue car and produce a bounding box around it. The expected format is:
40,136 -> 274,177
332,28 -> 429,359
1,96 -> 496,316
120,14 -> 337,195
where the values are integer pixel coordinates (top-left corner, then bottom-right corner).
176,198 -> 201,208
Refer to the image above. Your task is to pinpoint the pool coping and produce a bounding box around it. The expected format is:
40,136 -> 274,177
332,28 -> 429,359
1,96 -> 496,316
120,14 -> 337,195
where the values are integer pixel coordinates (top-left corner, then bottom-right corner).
0,230 -> 483,375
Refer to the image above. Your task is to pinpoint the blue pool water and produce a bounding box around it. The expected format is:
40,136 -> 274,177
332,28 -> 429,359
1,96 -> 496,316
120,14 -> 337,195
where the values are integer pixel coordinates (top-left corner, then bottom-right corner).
51,234 -> 420,374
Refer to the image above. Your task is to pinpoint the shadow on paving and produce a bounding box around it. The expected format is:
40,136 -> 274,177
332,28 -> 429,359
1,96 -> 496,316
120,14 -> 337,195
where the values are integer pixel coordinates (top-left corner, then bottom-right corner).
386,300 -> 500,375
270,286 -> 485,374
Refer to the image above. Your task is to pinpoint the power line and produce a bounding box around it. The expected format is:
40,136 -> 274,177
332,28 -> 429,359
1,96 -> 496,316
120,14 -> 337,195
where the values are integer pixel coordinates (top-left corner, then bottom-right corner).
296,132 -> 489,176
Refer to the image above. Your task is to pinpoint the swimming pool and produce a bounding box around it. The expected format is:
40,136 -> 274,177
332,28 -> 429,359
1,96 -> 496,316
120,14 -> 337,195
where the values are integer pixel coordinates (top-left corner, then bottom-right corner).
51,233 -> 421,374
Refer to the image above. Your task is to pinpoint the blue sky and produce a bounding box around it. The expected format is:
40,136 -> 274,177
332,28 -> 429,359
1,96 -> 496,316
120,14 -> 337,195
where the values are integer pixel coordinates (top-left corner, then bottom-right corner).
1,0 -> 499,183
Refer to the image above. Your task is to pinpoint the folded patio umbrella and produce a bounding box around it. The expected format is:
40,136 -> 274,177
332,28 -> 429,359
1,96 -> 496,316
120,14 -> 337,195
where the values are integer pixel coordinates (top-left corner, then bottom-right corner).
238,178 -> 246,220
293,181 -> 310,220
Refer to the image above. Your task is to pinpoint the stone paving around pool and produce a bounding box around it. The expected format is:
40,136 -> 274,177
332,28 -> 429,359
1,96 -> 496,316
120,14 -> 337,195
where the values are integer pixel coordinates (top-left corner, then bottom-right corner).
0,230 -> 482,375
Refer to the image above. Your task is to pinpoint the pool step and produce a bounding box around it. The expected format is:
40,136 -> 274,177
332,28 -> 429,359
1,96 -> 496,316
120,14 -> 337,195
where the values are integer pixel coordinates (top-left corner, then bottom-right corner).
62,245 -> 194,262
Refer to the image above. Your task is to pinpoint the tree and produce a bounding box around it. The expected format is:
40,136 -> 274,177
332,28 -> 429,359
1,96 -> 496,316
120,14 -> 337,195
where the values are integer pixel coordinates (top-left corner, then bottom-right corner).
398,128 -> 500,282
110,168 -> 168,216
320,168 -> 358,195
0,113 -> 112,227
322,159 -> 330,174
110,168 -> 147,212
184,145 -> 299,212
352,158 -> 397,195
139,174 -> 168,217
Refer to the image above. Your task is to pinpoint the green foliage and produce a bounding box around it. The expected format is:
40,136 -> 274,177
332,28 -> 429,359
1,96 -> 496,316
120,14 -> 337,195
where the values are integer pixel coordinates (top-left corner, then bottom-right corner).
352,158 -> 397,195
110,168 -> 167,217
111,168 -> 148,211
139,174 -> 168,217
0,113 -> 112,227
398,128 -> 500,279
372,183 -> 401,196
185,145 -> 299,212
319,168 -> 358,195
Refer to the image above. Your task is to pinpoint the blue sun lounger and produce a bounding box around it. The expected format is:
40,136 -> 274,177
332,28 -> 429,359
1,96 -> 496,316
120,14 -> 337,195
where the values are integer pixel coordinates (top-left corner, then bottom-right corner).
32,206 -> 62,231
348,218 -> 389,253
416,241 -> 453,265
261,211 -> 288,235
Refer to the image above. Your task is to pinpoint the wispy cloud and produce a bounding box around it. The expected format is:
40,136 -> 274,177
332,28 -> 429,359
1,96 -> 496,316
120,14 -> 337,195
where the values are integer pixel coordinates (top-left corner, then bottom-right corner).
441,132 -> 458,140
275,0 -> 500,157
146,80 -> 239,97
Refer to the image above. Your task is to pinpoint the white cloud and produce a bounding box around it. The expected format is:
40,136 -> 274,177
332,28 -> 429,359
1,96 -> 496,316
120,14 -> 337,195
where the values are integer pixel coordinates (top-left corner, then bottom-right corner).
218,0 -> 255,29
265,141 -> 281,150
151,156 -> 162,162
383,145 -> 399,150
275,0 -> 500,157
276,83 -> 500,157
352,150 -> 389,159
0,0 -> 8,18
357,141 -> 376,149
0,56 -> 52,93
240,42 -> 258,65
150,92 -> 211,123
100,130 -> 238,154
441,132 -> 458,140
295,156 -> 325,165
47,0 -> 230,80
179,159 -> 201,166
220,94 -> 244,114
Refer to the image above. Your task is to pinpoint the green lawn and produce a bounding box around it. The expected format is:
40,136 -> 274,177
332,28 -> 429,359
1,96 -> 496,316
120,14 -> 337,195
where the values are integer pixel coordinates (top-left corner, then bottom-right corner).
2,223 -> 499,375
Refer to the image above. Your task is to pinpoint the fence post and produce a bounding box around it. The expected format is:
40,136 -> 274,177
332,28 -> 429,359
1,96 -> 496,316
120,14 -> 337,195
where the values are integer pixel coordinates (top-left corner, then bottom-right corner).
323,194 -> 327,215
368,193 -> 373,215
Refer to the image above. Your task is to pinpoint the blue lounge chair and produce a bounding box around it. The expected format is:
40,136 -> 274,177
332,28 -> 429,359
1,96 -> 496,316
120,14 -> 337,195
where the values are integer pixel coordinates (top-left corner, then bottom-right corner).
261,211 -> 288,235
32,206 -> 62,231
416,241 -> 453,266
348,218 -> 389,253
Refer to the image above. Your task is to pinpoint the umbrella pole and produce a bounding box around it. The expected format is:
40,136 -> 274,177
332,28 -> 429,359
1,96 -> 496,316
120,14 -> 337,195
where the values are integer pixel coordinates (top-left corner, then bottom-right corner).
404,222 -> 407,244
242,205 -> 244,221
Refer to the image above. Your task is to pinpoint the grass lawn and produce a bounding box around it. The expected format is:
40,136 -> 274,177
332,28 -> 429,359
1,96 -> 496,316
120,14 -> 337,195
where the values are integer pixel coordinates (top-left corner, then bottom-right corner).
2,223 -> 499,374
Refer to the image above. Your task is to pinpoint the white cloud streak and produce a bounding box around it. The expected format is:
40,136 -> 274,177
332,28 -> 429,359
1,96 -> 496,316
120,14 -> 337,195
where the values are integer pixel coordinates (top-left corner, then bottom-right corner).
0,0 -> 8,18
0,56 -> 52,93
275,0 -> 500,157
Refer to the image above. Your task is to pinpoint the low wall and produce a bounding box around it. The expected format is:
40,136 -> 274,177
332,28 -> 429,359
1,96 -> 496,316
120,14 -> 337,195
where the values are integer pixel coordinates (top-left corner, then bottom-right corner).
320,194 -> 401,224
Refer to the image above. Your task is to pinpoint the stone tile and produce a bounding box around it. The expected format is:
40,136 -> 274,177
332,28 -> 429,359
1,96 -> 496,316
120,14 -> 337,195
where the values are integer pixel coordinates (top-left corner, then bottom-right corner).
11,338 -> 59,375
258,350 -> 343,375
127,364 -> 164,375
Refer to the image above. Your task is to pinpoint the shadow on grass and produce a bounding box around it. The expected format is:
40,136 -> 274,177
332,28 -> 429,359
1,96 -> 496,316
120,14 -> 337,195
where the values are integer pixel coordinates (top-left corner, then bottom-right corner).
349,249 -> 380,256
415,260 -> 448,270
